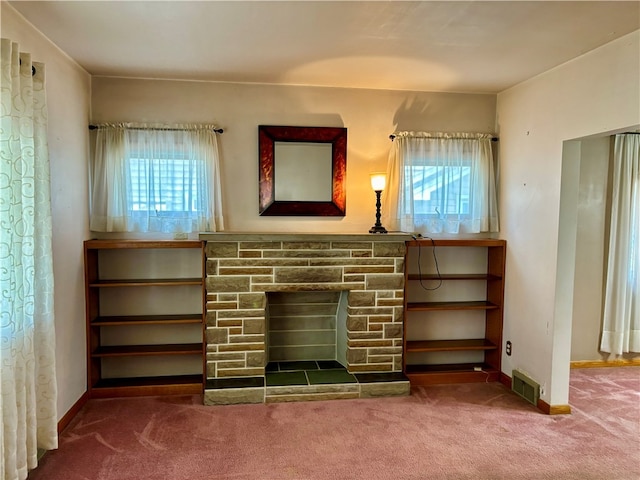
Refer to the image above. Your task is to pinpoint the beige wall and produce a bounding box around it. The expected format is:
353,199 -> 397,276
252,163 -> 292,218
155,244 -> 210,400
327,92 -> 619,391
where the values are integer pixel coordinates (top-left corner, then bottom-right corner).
1,3 -> 92,419
91,77 -> 496,234
497,30 -> 640,406
571,137 -> 611,361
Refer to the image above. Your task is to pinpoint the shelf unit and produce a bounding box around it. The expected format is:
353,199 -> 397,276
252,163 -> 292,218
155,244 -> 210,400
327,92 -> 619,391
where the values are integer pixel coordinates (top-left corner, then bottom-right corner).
84,240 -> 205,398
403,238 -> 506,385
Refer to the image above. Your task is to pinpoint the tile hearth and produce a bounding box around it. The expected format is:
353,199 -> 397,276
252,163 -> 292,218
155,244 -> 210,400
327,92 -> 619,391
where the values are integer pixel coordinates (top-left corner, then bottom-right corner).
266,361 -> 357,386
205,363 -> 409,405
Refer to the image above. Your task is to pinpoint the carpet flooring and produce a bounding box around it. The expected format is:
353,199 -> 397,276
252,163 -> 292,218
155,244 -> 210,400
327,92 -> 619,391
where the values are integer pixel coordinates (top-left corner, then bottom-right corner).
29,367 -> 639,480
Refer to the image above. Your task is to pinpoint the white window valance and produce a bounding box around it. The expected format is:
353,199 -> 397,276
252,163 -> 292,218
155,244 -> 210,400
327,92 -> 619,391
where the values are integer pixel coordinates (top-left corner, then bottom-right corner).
89,123 -> 224,233
385,131 -> 499,235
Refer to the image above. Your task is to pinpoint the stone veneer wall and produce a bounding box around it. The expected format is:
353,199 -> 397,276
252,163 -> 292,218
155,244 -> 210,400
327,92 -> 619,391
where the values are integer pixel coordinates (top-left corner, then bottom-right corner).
202,234 -> 409,383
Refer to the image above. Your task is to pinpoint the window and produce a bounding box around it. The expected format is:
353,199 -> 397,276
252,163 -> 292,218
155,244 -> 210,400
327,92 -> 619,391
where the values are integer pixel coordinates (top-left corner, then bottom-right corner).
386,132 -> 498,235
405,163 -> 472,217
89,124 -> 224,233
128,154 -> 204,214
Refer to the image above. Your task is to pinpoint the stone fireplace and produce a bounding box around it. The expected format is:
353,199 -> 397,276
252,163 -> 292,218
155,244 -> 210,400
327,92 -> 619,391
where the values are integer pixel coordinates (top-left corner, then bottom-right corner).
200,233 -> 411,405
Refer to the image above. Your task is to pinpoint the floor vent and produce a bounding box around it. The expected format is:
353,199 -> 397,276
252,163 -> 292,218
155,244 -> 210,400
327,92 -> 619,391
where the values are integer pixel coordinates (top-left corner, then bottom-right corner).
512,370 -> 540,406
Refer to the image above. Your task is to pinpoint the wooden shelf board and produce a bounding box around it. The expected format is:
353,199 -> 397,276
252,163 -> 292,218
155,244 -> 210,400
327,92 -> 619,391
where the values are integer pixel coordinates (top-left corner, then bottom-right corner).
90,374 -> 203,398
406,300 -> 499,311
407,273 -> 502,281
89,278 -> 203,287
406,370 -> 501,385
85,240 -> 203,250
406,239 -> 506,247
406,338 -> 498,352
406,363 -> 498,373
405,363 -> 500,385
91,314 -> 203,326
92,343 -> 203,357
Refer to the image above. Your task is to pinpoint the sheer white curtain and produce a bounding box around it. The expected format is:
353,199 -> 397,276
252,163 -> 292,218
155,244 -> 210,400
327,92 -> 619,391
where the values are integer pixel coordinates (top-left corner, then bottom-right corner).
600,133 -> 640,355
0,39 -> 58,480
90,123 -> 224,233
384,132 -> 499,235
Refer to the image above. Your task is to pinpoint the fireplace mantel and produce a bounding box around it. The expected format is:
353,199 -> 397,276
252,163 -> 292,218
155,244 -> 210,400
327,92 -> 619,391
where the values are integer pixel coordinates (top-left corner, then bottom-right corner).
200,232 -> 412,405
199,232 -> 412,242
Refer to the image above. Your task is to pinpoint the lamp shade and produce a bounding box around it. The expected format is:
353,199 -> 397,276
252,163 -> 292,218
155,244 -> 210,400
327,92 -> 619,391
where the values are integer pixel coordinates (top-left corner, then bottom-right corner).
370,173 -> 386,191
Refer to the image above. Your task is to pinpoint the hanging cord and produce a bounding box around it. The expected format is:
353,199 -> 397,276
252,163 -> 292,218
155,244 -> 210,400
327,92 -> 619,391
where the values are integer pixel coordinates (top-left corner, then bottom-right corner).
412,235 -> 443,291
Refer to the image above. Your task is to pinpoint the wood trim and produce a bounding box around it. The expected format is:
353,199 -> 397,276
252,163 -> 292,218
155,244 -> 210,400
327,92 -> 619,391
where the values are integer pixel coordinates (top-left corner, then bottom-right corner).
537,398 -> 572,415
406,273 -> 501,281
89,278 -> 203,287
499,371 -> 512,389
550,405 -> 572,415
91,314 -> 203,326
406,300 -> 499,311
406,369 -> 500,385
91,343 -> 203,357
90,383 -> 202,398
570,359 -> 640,368
58,391 -> 89,434
406,238 -> 506,247
406,338 -> 497,353
201,241 -> 207,390
84,239 -> 203,249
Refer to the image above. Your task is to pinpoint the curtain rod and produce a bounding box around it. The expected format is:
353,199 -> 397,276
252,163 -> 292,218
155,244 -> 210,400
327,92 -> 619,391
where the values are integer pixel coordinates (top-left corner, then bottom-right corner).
389,134 -> 498,142
89,124 -> 224,134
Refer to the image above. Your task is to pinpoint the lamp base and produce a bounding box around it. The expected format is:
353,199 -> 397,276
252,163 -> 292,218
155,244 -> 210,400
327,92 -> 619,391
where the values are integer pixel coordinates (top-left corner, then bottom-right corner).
369,225 -> 388,234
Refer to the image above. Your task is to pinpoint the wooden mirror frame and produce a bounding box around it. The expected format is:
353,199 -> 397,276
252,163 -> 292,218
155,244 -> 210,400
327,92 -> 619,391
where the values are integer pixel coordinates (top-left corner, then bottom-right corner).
258,125 -> 347,216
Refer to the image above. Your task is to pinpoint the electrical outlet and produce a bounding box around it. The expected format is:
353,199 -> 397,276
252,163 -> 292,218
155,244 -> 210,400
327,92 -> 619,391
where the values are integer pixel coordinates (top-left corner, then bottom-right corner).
506,340 -> 512,356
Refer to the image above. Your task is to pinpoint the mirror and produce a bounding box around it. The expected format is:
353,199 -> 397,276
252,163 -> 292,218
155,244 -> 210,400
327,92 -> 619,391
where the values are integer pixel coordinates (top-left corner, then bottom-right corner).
259,125 -> 347,216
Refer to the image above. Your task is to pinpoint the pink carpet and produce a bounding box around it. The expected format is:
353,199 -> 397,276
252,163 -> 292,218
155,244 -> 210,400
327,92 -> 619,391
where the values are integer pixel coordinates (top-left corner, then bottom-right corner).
30,367 -> 639,479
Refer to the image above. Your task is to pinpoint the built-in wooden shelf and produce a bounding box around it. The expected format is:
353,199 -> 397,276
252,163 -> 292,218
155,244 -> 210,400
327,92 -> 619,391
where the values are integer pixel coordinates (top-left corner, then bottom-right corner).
406,238 -> 505,248
406,339 -> 498,353
91,344 -> 203,357
89,278 -> 203,287
403,239 -> 506,386
407,273 -> 502,281
91,375 -> 203,398
95,374 -> 203,388
86,239 -> 204,249
84,239 -> 206,398
91,314 -> 203,326
406,300 -> 500,311
406,362 -> 497,373
405,363 -> 500,385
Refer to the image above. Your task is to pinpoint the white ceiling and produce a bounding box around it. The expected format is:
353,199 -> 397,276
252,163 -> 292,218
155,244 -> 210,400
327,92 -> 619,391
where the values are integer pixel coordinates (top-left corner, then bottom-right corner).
7,1 -> 640,93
